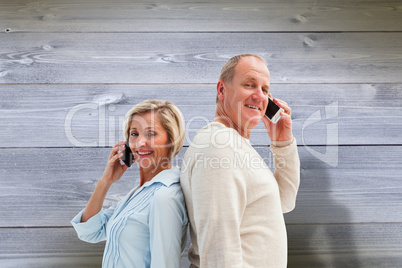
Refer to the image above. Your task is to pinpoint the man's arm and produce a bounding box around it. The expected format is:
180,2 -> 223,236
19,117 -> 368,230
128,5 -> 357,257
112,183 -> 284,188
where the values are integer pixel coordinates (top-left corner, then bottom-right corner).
271,138 -> 300,213
262,97 -> 300,212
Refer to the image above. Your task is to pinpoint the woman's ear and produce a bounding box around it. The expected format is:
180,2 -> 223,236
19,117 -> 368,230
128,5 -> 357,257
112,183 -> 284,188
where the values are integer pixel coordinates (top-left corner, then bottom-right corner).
216,81 -> 225,102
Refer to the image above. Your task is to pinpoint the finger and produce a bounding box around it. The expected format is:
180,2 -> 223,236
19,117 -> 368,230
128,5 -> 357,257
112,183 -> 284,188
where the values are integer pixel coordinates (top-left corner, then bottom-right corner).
109,151 -> 123,165
261,115 -> 277,138
111,141 -> 126,148
109,143 -> 126,159
283,105 -> 291,116
121,164 -> 128,173
280,111 -> 292,124
273,98 -> 288,108
109,146 -> 119,158
274,99 -> 291,115
117,141 -> 127,152
114,141 -> 126,148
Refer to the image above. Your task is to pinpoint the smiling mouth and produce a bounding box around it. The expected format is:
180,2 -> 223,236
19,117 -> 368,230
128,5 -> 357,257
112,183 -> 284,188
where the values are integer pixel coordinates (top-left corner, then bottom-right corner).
245,104 -> 261,111
137,151 -> 153,156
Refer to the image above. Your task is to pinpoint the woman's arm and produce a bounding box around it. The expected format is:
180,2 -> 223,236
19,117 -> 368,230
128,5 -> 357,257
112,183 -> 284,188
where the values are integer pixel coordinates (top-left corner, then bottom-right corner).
81,178 -> 113,222
81,141 -> 128,222
71,203 -> 116,243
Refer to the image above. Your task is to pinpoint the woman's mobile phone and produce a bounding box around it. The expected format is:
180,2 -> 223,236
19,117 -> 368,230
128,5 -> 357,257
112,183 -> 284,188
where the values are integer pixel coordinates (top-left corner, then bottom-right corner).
121,139 -> 134,167
265,98 -> 284,123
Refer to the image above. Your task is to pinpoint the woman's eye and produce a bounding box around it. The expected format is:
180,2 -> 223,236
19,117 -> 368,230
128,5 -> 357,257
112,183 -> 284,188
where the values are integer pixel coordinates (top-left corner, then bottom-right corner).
130,132 -> 138,137
148,132 -> 156,137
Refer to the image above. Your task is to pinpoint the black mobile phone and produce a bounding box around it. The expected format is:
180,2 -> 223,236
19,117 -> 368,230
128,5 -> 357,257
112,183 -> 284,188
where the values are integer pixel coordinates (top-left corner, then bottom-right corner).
121,139 -> 134,167
265,98 -> 284,123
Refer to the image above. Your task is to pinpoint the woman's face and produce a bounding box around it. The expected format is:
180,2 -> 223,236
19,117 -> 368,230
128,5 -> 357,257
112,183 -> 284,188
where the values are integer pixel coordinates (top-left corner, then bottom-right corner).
128,112 -> 171,171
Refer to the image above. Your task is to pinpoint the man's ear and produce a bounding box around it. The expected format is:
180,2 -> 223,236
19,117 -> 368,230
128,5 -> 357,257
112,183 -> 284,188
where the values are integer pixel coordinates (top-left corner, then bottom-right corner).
217,80 -> 225,102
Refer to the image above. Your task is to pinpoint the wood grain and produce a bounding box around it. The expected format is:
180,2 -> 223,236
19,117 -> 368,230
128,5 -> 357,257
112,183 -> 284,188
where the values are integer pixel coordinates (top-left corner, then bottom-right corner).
0,255 -> 103,268
0,146 -> 401,227
1,0 -> 401,32
0,227 -> 104,268
1,84 -> 401,147
0,227 -> 191,268
1,224 -> 401,268
1,33 -> 402,84
1,0 -> 401,266
287,223 -> 402,268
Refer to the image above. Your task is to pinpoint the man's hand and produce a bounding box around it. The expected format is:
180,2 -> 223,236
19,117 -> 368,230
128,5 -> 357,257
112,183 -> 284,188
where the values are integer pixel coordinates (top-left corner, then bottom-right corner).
262,95 -> 293,142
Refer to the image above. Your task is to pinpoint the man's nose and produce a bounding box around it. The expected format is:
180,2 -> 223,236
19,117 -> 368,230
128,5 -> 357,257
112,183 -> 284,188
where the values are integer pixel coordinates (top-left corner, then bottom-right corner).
254,88 -> 266,100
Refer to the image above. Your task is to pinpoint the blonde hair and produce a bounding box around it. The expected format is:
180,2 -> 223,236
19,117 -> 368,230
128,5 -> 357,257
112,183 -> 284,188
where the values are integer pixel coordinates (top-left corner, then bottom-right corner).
123,100 -> 185,159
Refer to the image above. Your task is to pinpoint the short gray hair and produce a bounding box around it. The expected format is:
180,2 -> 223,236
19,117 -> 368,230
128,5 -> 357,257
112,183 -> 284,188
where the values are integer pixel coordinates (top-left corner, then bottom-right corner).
219,54 -> 266,84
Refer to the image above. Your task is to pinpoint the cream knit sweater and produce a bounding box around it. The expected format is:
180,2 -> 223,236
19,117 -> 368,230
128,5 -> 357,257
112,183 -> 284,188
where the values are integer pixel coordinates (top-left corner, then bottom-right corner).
180,122 -> 300,268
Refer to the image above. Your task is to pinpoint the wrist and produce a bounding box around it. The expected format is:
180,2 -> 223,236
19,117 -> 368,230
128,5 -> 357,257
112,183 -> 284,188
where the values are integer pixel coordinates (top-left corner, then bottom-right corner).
271,137 -> 294,147
98,177 -> 113,189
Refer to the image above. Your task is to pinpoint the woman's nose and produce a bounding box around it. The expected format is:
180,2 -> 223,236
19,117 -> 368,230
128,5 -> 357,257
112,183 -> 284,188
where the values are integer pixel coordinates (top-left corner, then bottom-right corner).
136,135 -> 147,147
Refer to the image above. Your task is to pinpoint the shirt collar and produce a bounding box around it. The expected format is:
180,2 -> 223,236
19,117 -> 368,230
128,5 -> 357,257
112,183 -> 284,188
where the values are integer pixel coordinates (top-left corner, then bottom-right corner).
142,166 -> 180,188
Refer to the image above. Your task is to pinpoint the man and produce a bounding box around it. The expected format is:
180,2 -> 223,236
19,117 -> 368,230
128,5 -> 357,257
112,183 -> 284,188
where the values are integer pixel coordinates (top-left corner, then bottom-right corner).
180,54 -> 300,267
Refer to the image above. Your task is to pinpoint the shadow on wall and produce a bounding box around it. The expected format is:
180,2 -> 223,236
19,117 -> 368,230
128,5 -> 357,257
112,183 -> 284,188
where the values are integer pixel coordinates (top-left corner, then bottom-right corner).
287,154 -> 362,268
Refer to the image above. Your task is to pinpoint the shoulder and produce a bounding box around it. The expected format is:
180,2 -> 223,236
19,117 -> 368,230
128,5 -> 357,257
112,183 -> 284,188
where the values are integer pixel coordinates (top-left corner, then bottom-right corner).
152,182 -> 185,209
154,182 -> 183,199
190,122 -> 233,146
188,122 -> 245,157
150,183 -> 187,223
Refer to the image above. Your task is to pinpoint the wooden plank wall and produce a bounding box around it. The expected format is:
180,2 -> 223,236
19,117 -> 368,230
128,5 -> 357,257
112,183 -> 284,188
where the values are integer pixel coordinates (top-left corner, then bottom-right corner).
1,0 -> 401,267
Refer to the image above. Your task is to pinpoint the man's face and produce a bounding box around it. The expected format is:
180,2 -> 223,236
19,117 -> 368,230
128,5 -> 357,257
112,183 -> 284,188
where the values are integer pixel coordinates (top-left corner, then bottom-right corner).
220,56 -> 270,132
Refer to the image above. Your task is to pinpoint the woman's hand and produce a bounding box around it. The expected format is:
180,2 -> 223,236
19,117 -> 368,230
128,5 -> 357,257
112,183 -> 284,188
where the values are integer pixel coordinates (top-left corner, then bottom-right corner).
100,141 -> 130,185
81,141 -> 131,222
262,95 -> 293,142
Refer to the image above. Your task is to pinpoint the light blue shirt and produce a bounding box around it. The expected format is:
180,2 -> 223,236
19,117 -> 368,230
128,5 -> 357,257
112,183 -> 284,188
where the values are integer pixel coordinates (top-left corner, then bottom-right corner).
71,167 -> 188,268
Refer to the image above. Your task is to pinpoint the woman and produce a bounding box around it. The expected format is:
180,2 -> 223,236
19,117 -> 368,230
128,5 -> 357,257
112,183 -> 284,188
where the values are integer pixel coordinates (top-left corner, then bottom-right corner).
71,100 -> 188,267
